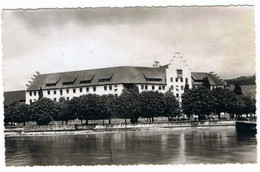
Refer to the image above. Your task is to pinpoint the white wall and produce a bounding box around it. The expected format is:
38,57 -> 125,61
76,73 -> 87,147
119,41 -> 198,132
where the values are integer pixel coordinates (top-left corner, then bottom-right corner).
166,53 -> 192,102
26,84 -> 124,104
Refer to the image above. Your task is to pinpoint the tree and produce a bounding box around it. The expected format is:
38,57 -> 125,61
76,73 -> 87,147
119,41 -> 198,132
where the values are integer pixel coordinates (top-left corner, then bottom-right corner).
55,97 -> 73,124
212,88 -> 236,120
163,92 -> 180,120
234,83 -> 243,95
4,101 -> 20,127
100,94 -> 117,125
202,77 -> 211,89
37,112 -> 53,125
30,98 -> 56,125
38,87 -> 43,99
184,83 -> 190,92
139,91 -> 165,122
182,87 -> 215,120
116,89 -> 140,124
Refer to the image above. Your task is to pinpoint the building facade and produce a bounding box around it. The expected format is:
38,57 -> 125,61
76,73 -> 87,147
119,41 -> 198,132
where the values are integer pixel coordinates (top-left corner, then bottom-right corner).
25,54 -> 225,104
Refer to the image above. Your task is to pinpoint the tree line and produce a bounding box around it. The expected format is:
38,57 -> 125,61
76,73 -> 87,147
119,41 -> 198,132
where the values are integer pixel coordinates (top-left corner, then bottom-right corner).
4,83 -> 256,126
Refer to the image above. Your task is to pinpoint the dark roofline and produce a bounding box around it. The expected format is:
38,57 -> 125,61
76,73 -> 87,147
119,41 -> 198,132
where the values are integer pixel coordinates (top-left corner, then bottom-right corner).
37,65 -> 164,76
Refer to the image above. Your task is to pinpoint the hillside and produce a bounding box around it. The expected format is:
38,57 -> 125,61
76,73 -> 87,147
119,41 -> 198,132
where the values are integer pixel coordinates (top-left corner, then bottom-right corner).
225,75 -> 255,86
225,75 -> 256,98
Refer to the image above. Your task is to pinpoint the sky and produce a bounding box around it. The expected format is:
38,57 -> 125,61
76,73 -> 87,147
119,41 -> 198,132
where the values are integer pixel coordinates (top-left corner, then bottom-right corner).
2,6 -> 255,91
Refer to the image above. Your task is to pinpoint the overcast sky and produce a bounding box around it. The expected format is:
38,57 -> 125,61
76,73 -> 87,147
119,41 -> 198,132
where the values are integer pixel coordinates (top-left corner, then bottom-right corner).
2,6 -> 255,91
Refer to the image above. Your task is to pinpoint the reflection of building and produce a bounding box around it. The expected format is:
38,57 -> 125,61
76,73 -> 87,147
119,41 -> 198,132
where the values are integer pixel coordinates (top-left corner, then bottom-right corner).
25,53 -> 225,104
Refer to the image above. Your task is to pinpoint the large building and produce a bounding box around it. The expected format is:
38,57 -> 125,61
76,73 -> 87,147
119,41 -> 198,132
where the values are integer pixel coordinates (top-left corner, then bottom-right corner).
25,54 -> 225,104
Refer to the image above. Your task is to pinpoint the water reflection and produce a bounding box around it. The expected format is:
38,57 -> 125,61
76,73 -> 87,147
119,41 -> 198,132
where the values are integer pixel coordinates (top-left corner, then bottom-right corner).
5,127 -> 257,166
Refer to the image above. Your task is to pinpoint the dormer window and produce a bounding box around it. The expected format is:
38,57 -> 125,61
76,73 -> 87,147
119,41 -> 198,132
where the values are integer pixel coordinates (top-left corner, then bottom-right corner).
79,75 -> 94,84
98,74 -> 113,83
45,77 -> 60,87
62,75 -> 78,86
143,73 -> 163,82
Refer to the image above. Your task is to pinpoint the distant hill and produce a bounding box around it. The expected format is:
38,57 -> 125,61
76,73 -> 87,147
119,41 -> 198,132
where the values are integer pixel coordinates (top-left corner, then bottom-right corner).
225,75 -> 255,86
225,75 -> 256,98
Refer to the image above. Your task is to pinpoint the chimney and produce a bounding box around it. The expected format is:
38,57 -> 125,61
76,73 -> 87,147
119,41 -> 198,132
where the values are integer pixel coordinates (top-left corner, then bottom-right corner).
153,61 -> 160,68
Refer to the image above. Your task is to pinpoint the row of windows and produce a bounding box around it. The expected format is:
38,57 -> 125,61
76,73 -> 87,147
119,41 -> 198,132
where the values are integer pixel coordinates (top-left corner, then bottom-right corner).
170,77 -> 188,83
29,85 -> 119,96
140,85 -> 166,91
170,85 -> 184,91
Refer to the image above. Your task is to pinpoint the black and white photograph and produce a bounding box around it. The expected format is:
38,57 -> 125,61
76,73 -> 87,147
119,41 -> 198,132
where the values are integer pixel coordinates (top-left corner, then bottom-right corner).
1,3 -> 258,168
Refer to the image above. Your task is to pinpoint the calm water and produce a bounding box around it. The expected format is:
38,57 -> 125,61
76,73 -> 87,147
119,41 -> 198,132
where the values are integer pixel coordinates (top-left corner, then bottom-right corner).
5,127 -> 257,166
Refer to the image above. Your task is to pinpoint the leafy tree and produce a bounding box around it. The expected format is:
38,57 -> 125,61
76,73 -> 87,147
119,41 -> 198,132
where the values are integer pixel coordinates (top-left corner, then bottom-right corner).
100,94 -> 117,125
202,77 -> 211,89
30,98 -> 56,125
116,89 -> 140,124
70,94 -> 103,125
163,92 -> 180,120
55,97 -> 73,124
37,112 -> 53,125
15,104 -> 31,126
182,86 -> 215,120
38,87 -> 43,99
212,88 -> 237,120
139,91 -> 165,122
4,101 -> 20,127
184,83 -> 190,92
234,83 -> 243,95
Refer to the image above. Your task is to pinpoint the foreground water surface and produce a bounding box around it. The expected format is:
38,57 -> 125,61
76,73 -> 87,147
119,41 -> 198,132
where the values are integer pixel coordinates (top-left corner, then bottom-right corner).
5,127 -> 257,166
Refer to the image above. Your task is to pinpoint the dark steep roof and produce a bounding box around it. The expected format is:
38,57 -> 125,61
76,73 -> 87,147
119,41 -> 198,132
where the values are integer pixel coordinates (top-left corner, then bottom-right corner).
191,72 -> 225,86
27,66 -> 168,90
4,90 -> 26,105
27,66 -> 225,91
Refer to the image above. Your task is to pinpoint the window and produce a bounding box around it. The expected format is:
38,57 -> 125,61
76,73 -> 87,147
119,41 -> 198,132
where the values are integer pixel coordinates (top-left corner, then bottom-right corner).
54,90 -> 56,95
66,89 -> 69,93
185,78 -> 188,84
114,85 -> 118,88
145,85 -> 148,90
86,87 -> 89,92
109,85 -> 112,90
29,92 -> 32,96
104,85 -> 107,91
159,86 -> 161,90
93,87 -> 96,92
175,78 -> 178,82
162,86 -> 165,90
176,93 -> 179,98
46,83 -> 57,87
181,86 -> 184,90
152,86 -> 155,90
54,98 -> 57,102
177,69 -> 183,77
180,78 -> 183,82
34,91 -> 37,96
80,88 -> 82,93
66,97 -> 70,100
141,85 -> 144,90
73,88 -> 76,93
115,94 -> 118,97
79,80 -> 91,84
60,89 -> 63,95
171,86 -> 174,90
30,99 -> 32,104
47,90 -> 50,95
170,77 -> 173,82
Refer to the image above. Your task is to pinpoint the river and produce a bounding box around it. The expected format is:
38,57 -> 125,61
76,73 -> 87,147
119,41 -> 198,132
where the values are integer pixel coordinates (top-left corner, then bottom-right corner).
5,126 -> 257,166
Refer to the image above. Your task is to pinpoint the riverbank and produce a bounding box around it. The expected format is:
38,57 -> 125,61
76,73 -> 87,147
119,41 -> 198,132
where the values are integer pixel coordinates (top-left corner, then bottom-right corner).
5,121 -> 235,137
